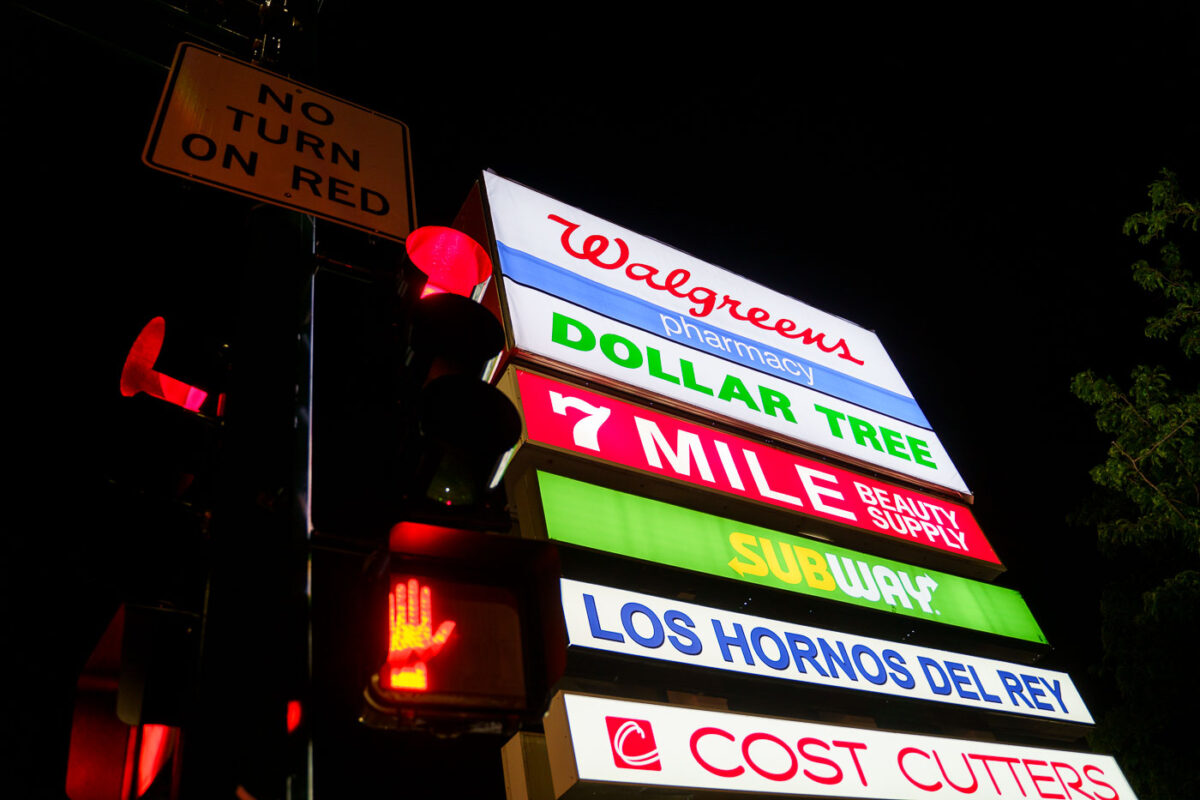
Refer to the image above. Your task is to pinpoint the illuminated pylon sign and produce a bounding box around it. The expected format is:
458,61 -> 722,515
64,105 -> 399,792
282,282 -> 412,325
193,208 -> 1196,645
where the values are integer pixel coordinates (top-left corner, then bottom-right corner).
384,578 -> 456,691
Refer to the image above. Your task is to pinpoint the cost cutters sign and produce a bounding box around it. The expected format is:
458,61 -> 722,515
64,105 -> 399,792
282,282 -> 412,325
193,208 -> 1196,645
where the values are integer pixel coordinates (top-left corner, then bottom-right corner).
484,172 -> 969,495
544,693 -> 1134,799
508,368 -> 998,568
561,579 -> 1091,723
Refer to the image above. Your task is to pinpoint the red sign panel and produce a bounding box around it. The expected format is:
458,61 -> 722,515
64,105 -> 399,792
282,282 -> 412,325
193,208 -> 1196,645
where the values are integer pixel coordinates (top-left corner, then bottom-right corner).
513,369 -> 999,567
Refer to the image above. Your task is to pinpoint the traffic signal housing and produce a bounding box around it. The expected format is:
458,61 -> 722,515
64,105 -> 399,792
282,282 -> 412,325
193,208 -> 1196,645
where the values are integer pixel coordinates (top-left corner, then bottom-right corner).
306,224 -> 520,539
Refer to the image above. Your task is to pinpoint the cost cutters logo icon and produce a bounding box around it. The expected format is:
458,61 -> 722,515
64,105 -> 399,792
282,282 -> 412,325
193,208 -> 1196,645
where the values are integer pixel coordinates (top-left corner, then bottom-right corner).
605,717 -> 662,771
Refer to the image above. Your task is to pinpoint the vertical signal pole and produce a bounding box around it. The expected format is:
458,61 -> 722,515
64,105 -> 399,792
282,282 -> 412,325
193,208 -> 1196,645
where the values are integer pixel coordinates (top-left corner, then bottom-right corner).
185,7 -> 320,796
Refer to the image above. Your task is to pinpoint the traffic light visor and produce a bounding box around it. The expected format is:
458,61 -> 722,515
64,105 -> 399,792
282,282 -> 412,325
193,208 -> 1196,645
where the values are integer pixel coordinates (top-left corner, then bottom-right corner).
120,317 -> 209,412
406,226 -> 492,298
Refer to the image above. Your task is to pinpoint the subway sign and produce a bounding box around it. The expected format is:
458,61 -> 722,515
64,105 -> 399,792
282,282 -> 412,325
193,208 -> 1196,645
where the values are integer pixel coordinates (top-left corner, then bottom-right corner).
561,579 -> 1090,723
544,692 -> 1133,799
506,368 -> 999,570
484,172 -> 969,495
537,472 -> 1044,643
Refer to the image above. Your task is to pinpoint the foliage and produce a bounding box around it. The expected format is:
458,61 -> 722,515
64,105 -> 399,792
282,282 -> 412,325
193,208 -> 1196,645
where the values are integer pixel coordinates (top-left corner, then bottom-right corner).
1070,365 -> 1199,553
1123,172 -> 1200,360
1070,169 -> 1199,800
1071,169 -> 1199,559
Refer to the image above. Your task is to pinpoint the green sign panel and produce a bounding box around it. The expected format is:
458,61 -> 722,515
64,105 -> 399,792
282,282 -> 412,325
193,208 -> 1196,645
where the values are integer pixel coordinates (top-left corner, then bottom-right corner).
537,472 -> 1046,644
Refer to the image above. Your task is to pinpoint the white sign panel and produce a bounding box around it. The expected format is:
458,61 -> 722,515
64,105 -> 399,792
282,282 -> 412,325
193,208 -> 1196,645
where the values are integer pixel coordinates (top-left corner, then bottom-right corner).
485,172 -> 970,494
504,279 -> 970,493
547,692 -> 1135,800
483,172 -> 914,415
485,171 -> 950,434
561,579 -> 1092,724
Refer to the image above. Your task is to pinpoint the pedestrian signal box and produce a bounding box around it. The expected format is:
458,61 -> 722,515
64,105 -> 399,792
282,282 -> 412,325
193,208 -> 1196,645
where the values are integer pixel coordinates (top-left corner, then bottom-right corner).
366,574 -> 526,715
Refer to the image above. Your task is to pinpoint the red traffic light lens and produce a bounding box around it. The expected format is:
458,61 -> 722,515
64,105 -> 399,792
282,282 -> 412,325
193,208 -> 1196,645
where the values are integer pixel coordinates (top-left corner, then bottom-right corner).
406,226 -> 492,298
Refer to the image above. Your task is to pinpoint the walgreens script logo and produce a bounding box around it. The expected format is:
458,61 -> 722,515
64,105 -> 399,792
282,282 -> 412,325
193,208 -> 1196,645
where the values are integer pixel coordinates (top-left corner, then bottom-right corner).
547,214 -> 864,365
606,717 -> 662,771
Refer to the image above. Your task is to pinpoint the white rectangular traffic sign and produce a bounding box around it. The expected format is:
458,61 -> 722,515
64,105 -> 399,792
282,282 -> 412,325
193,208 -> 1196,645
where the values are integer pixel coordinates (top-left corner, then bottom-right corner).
144,43 -> 416,241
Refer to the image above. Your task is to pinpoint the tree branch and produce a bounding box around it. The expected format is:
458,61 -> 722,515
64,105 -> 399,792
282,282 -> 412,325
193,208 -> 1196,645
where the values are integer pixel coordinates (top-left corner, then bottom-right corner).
1114,441 -> 1187,522
1137,415 -> 1197,464
1117,391 -> 1151,427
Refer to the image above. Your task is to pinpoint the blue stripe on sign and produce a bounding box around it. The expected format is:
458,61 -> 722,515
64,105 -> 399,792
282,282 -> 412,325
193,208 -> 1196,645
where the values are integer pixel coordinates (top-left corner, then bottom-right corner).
497,242 -> 930,429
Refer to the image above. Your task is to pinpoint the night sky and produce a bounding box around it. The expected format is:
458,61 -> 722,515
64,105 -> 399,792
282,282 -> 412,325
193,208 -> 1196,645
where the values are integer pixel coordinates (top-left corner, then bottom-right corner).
6,2 -> 1199,796
311,3 -> 1200,681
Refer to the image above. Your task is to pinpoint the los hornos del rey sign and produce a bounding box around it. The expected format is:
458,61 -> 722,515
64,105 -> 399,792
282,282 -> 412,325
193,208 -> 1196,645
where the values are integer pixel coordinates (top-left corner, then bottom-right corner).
483,172 -> 969,495
561,579 -> 1090,723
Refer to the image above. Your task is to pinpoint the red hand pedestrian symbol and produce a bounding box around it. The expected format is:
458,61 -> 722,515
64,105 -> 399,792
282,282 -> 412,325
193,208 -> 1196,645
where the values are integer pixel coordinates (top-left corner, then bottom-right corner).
385,578 -> 456,691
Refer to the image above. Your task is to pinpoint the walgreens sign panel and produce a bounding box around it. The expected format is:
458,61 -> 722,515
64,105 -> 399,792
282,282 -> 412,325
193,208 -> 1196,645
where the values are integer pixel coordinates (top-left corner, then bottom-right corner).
561,579 -> 1091,724
484,172 -> 969,495
511,368 -> 998,568
545,693 -> 1133,799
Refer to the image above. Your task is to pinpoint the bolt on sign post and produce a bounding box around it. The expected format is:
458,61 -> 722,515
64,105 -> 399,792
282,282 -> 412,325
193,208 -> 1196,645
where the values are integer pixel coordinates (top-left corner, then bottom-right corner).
560,579 -> 1092,724
144,43 -> 416,242
499,366 -> 1002,578
542,692 -> 1135,799
480,171 -> 970,498
532,471 -> 1045,644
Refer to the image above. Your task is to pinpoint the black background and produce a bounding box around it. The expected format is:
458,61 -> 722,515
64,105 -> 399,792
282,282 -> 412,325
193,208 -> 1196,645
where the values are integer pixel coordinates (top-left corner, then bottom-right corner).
5,2 -> 1198,797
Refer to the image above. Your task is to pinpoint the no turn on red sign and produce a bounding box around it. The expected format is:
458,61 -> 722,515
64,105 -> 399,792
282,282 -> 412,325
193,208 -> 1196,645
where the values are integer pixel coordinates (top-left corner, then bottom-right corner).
144,43 -> 416,241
